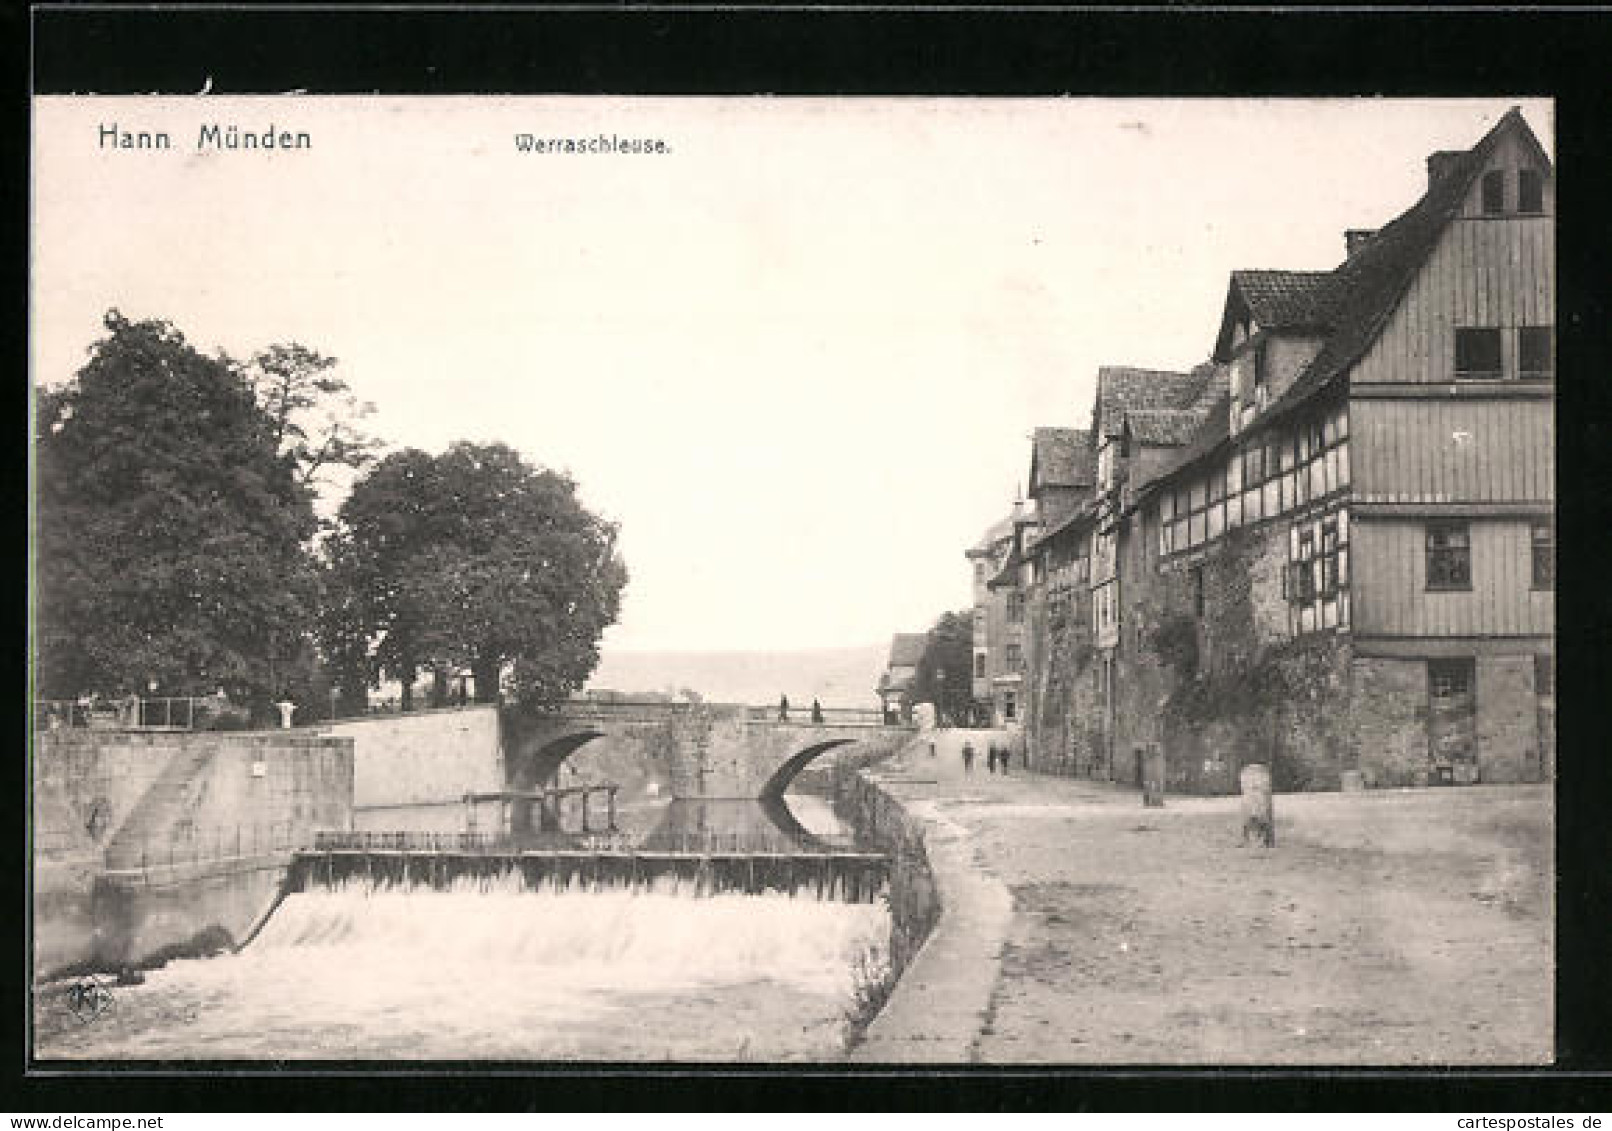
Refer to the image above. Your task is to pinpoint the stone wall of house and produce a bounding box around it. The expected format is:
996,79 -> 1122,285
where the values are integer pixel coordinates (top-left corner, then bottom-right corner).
1023,585 -> 1100,778
1476,654 -> 1541,784
1348,656 -> 1428,787
1146,520 -> 1354,794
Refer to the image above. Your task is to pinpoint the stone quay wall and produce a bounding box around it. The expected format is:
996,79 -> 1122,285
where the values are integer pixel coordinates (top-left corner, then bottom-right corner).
32,728 -> 353,979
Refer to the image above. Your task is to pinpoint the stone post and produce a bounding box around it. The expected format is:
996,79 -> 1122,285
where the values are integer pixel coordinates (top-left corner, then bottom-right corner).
275,700 -> 296,729
1239,763 -> 1274,846
1141,744 -> 1166,807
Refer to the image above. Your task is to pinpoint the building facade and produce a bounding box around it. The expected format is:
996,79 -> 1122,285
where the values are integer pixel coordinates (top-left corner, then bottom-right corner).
1002,108 -> 1552,792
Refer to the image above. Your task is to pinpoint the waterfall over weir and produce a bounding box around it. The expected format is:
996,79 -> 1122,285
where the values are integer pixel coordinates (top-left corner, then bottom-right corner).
40,878 -> 893,1061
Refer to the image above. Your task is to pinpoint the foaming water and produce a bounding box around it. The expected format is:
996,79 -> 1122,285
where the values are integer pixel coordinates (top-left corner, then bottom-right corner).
37,881 -> 891,1061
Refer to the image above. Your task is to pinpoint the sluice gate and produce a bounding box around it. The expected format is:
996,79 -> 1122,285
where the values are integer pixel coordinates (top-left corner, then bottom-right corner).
287,838 -> 889,904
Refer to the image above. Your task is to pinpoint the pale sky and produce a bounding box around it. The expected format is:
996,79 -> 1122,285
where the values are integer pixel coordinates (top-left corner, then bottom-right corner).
32,97 -> 1552,653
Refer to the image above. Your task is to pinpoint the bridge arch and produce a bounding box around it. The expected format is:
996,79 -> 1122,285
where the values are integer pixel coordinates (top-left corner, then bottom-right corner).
757,738 -> 857,801
508,730 -> 606,792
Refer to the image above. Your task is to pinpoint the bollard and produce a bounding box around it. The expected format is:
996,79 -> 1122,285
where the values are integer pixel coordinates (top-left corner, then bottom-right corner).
1141,744 -> 1166,807
1239,763 -> 1275,847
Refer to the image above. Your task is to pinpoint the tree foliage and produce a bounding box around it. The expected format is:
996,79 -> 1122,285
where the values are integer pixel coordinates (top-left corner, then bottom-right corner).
331,442 -> 628,709
246,343 -> 380,493
913,609 -> 974,724
34,312 -> 320,702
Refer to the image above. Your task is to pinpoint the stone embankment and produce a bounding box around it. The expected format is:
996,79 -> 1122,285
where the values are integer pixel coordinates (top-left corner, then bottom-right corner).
832,734 -> 1015,1062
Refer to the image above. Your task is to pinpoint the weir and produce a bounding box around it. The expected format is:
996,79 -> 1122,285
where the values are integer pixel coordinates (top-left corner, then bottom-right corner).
283,839 -> 890,906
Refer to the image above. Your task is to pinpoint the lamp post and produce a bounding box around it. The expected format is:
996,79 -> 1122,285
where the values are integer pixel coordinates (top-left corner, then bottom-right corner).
935,668 -> 946,728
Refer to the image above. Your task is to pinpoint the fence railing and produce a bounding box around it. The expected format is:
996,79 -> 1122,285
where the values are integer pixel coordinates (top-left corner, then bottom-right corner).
743,705 -> 890,726
35,697 -> 214,732
117,821 -> 308,873
310,829 -> 637,854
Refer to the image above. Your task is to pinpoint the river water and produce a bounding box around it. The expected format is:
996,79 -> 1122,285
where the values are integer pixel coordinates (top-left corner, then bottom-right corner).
34,793 -> 891,1062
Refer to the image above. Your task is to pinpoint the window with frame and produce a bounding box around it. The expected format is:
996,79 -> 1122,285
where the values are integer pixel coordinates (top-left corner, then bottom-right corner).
1454,328 -> 1504,380
1518,326 -> 1553,380
1481,170 -> 1505,215
1191,565 -> 1205,618
1518,168 -> 1544,214
1292,530 -> 1317,602
1005,643 -> 1022,670
1426,522 -> 1472,590
1534,654 -> 1553,697
974,653 -> 986,679
1007,591 -> 1025,624
1531,520 -> 1554,589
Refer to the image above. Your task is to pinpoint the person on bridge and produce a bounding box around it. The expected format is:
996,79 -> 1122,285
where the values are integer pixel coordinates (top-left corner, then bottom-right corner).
778,694 -> 790,722
961,740 -> 975,775
811,698 -> 824,724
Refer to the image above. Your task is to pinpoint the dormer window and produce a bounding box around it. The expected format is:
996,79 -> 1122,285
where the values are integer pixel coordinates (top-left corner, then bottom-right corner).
1518,169 -> 1544,214
1481,170 -> 1505,215
1253,341 -> 1269,388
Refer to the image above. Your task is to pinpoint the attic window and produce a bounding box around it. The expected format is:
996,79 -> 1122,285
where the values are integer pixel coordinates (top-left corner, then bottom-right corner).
1454,328 -> 1503,380
1519,327 -> 1554,380
1481,170 -> 1505,215
1518,169 -> 1544,214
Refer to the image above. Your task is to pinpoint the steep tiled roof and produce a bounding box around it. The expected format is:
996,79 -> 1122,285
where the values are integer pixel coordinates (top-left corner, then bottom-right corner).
1238,270 -> 1337,327
1139,107 -> 1549,505
1030,427 -> 1095,490
1132,393 -> 1233,506
1093,366 -> 1203,438
886,633 -> 928,668
1028,497 -> 1099,550
1124,409 -> 1206,448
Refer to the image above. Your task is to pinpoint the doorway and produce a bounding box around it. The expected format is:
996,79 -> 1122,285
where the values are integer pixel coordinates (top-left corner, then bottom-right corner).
1427,658 -> 1478,785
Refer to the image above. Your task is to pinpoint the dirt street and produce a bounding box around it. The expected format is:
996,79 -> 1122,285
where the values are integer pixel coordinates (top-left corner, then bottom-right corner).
873,730 -> 1552,1064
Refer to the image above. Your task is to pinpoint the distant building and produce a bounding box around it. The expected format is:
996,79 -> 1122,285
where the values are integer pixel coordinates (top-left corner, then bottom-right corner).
876,633 -> 928,723
964,513 -> 1018,726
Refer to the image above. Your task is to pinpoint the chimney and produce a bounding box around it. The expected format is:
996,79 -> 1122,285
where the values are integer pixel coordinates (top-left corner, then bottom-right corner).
1426,150 -> 1465,188
1345,228 -> 1378,258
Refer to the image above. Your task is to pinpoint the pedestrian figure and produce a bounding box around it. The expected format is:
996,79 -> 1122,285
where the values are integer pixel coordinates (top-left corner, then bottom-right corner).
1000,743 -> 1011,774
811,698 -> 824,724
987,744 -> 998,774
778,694 -> 790,722
961,740 -> 975,775
928,739 -> 937,759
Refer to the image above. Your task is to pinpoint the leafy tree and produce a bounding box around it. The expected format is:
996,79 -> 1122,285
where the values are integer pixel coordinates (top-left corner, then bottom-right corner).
333,442 -> 627,710
34,312 -> 319,704
246,343 -> 380,494
913,610 -> 974,726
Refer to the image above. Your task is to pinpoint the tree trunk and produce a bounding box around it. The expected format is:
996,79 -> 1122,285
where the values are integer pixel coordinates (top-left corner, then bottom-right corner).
399,662 -> 416,711
472,659 -> 501,704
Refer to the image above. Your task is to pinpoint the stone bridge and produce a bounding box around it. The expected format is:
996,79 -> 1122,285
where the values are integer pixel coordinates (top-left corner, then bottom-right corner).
323,700 -> 913,838
503,701 -> 910,801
